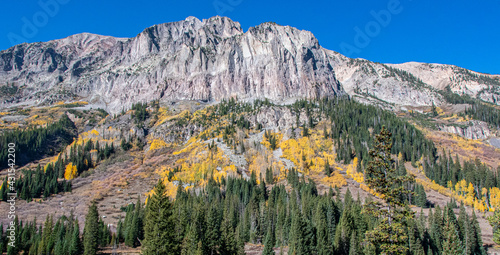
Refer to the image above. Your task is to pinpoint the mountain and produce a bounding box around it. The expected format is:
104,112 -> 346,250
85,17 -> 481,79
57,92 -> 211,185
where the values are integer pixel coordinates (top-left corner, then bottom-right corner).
1,16 -> 498,114
0,16 -> 342,113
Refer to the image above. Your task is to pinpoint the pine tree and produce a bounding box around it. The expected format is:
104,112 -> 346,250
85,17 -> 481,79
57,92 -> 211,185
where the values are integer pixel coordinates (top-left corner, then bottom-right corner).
442,213 -> 464,255
205,203 -> 222,254
262,225 -> 275,255
314,201 -> 330,255
471,210 -> 487,255
181,223 -> 199,255
69,219 -> 82,255
348,231 -> 358,255
220,216 -> 237,255
125,196 -> 142,247
324,159 -> 331,177
488,206 -> 500,245
431,102 -> 438,116
142,180 -> 178,255
54,240 -> 64,255
289,210 -> 307,255
83,202 -> 99,255
39,215 -> 54,254
266,167 -> 274,185
415,184 -> 427,208
364,126 -> 414,255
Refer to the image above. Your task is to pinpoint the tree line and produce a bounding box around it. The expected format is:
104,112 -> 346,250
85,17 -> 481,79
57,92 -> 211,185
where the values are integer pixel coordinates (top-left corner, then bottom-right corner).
0,202 -> 111,255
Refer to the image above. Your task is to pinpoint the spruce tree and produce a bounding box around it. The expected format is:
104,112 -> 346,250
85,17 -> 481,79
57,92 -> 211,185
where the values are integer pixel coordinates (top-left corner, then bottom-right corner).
205,203 -> 222,254
488,206 -> 500,244
142,180 -> 178,255
125,196 -> 142,247
83,201 -> 99,255
442,213 -> 464,255
324,159 -> 331,177
69,219 -> 82,255
220,216 -> 237,255
181,223 -> 198,255
348,231 -> 358,255
364,126 -> 414,255
289,210 -> 307,255
415,184 -> 427,208
471,210 -> 487,255
39,215 -> 54,254
262,225 -> 275,255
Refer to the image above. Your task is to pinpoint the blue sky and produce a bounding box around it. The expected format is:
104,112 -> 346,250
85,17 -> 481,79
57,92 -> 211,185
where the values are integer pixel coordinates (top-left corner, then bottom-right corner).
1,0 -> 498,74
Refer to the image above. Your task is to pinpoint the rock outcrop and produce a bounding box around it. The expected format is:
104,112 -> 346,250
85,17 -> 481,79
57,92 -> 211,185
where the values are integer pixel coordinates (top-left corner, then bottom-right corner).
438,120 -> 491,140
388,62 -> 500,105
0,17 -> 343,113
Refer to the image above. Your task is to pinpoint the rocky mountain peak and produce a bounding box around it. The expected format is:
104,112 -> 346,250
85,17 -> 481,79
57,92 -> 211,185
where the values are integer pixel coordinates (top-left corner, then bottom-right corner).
201,16 -> 243,38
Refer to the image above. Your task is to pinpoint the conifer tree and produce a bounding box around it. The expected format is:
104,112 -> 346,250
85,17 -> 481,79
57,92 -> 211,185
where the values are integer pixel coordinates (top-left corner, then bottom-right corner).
69,219 -> 82,255
142,180 -> 178,255
348,231 -> 358,255
364,126 -> 414,255
220,216 -> 238,255
205,203 -> 222,254
83,201 -> 99,255
39,215 -> 54,254
289,210 -> 308,255
415,184 -> 427,208
442,213 -> 464,255
181,223 -> 199,255
471,210 -> 487,255
324,159 -> 331,177
262,225 -> 275,255
488,206 -> 500,244
125,196 -> 142,247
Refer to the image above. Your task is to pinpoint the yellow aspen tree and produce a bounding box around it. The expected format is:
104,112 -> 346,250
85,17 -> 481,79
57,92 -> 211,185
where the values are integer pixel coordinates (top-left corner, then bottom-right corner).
466,182 -> 475,205
64,163 -> 78,180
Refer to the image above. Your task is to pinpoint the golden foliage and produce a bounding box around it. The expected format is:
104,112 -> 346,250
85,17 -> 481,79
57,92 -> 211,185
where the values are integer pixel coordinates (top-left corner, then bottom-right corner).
64,162 -> 78,180
321,172 -> 347,187
261,131 -> 283,151
346,157 -> 364,183
412,167 -> 494,212
151,132 -> 238,198
248,153 -> 268,180
154,107 -> 172,126
280,129 -> 335,175
149,138 -> 169,150
90,129 -> 100,136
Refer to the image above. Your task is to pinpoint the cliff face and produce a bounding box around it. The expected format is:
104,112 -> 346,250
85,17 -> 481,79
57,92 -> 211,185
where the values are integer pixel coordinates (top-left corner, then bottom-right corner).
0,16 -> 343,113
438,120 -> 491,140
0,16 -> 498,113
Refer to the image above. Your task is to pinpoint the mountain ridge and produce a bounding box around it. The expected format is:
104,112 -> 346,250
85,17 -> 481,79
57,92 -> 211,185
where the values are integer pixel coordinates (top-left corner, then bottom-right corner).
0,16 -> 498,113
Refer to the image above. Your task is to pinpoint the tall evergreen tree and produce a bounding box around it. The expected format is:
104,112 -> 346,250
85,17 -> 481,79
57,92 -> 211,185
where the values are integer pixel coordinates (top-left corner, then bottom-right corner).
83,202 -> 99,255
69,219 -> 82,255
364,126 -> 414,255
142,180 -> 178,255
442,213 -> 464,255
181,223 -> 199,255
262,225 -> 275,255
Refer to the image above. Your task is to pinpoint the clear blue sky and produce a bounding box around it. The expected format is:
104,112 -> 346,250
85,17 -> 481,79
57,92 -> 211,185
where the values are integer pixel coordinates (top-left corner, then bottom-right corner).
1,0 -> 498,74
